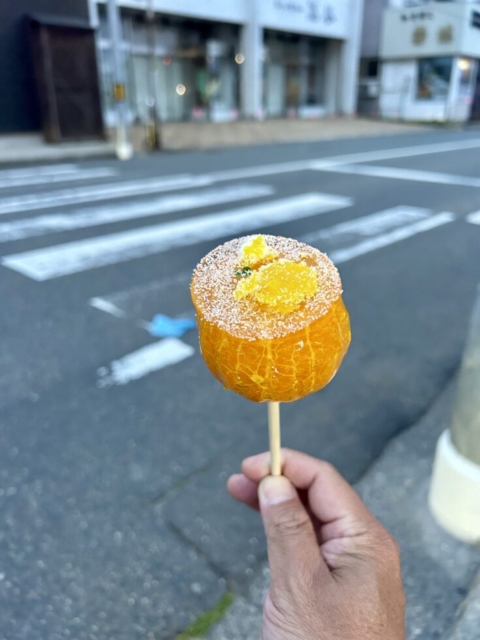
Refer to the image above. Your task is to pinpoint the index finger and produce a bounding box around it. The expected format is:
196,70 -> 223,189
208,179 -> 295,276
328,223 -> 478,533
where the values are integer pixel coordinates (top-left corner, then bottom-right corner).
241,448 -> 375,526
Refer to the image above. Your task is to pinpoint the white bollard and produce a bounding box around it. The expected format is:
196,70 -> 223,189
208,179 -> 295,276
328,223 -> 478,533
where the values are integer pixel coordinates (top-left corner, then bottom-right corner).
429,286 -> 480,544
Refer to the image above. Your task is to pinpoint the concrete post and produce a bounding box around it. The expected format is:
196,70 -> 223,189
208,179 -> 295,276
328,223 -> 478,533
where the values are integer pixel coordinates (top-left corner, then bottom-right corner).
106,0 -> 133,160
338,0 -> 364,115
429,285 -> 480,544
240,0 -> 263,119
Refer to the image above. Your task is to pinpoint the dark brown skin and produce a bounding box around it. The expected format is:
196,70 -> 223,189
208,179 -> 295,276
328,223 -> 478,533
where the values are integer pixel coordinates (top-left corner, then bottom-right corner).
228,449 -> 406,640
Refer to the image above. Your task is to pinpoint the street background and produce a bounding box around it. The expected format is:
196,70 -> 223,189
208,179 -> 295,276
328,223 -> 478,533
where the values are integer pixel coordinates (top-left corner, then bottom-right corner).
1,127 -> 480,638
2,0 -> 480,637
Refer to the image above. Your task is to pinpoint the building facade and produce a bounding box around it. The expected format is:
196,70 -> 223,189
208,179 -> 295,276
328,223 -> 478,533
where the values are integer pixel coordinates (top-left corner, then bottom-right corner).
0,0 -> 90,133
89,0 -> 364,126
379,0 -> 480,122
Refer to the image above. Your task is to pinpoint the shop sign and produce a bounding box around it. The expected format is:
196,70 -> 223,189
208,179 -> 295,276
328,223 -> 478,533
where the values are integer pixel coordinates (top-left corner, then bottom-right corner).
261,0 -> 348,37
438,25 -> 453,44
412,27 -> 427,46
400,11 -> 433,23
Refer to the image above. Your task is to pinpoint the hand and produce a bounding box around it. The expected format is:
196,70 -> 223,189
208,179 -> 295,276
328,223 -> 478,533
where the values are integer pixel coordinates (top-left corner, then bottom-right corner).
228,449 -> 406,640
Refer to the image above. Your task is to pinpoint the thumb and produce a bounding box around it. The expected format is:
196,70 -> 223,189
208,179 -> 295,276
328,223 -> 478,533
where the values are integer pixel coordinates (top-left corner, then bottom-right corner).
258,476 -> 328,592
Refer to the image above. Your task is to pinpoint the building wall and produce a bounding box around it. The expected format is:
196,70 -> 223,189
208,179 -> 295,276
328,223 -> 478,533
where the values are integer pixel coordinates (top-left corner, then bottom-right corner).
0,0 -> 89,133
97,0 -> 363,121
361,0 -> 388,60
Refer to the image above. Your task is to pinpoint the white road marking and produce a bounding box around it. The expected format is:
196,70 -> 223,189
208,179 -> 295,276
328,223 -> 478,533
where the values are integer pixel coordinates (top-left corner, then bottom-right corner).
0,174 -> 213,216
0,167 -> 117,190
467,211 -> 480,225
318,164 -> 480,187
89,272 -> 192,319
310,138 -> 480,170
0,164 -> 78,178
204,138 -> 480,183
300,206 -> 430,244
0,184 -> 274,242
329,213 -> 455,264
89,297 -> 126,319
96,338 -> 194,387
2,193 -> 352,280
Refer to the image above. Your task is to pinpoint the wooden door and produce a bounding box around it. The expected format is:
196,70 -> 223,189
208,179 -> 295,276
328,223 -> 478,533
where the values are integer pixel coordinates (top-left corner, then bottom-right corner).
31,20 -> 104,142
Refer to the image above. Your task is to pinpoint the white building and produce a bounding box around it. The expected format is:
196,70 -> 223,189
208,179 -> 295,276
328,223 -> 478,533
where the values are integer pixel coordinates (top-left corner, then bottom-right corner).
88,0 -> 363,125
380,0 -> 480,122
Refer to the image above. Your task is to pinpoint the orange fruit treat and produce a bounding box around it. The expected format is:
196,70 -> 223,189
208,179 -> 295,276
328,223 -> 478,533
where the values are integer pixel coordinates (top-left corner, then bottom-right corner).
191,234 -> 351,403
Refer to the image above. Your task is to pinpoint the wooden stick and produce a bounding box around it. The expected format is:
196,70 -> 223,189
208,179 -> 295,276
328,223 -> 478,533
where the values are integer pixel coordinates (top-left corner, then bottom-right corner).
268,401 -> 282,476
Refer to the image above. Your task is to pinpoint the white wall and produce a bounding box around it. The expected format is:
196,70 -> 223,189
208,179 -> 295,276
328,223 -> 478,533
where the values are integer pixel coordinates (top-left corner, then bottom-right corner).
96,0 -> 248,25
258,0 -> 350,39
380,58 -> 475,122
381,3 -> 480,60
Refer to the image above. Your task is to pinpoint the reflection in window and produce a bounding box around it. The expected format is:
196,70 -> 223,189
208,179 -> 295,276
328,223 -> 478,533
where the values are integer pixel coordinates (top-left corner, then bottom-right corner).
417,58 -> 452,101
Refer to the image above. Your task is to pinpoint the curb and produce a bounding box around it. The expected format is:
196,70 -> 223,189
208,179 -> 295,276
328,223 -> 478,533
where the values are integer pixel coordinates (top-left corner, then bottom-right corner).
444,570 -> 480,640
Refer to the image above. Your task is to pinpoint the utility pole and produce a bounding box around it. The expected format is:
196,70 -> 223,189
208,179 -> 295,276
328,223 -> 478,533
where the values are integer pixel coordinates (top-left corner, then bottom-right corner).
429,284 -> 480,544
106,0 -> 133,160
146,0 -> 161,150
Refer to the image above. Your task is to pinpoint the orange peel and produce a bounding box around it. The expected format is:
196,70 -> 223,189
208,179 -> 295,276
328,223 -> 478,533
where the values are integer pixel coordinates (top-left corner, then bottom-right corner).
191,234 -> 351,403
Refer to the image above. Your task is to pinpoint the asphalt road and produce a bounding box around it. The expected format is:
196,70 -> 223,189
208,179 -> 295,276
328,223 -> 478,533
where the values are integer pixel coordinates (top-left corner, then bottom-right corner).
1,130 -> 480,639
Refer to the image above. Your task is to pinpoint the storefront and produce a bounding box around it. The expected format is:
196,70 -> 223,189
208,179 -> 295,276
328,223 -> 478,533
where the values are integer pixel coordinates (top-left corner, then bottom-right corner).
263,31 -> 327,118
91,0 -> 363,124
379,3 -> 480,123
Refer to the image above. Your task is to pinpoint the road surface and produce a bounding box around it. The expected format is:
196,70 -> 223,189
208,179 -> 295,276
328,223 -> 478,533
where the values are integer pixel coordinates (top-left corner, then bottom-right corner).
1,130 -> 480,639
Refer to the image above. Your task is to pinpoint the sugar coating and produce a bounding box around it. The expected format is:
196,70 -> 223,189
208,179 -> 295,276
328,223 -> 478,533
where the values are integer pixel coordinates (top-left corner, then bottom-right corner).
191,235 -> 343,341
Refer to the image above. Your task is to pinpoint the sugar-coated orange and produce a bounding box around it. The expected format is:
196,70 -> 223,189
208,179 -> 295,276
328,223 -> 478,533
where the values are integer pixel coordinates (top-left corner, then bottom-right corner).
191,235 -> 351,403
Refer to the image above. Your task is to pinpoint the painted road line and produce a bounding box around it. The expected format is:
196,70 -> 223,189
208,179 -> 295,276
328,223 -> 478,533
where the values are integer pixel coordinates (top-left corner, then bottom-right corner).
2,193 -> 352,280
0,167 -> 117,190
0,184 -> 274,242
206,138 -> 480,183
89,272 -> 192,319
0,164 -> 78,178
0,174 -> 214,216
467,211 -> 480,225
89,297 -> 126,319
329,213 -> 455,264
96,338 -> 194,387
317,164 -> 480,187
310,138 -> 480,170
300,206 -> 430,245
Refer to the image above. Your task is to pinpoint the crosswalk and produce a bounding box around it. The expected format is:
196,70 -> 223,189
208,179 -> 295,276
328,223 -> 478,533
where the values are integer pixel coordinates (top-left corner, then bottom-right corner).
0,159 -> 473,386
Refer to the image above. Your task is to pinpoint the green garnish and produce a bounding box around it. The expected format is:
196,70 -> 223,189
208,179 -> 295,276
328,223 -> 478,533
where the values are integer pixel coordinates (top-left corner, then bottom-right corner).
235,267 -> 253,277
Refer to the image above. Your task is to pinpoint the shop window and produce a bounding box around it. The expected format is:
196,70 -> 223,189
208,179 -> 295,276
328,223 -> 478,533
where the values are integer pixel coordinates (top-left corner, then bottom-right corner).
367,60 -> 379,78
263,32 -> 326,118
417,57 -> 452,101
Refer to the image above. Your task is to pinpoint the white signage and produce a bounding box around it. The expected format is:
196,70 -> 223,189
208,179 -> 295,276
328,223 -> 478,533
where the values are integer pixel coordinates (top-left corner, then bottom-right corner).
380,4 -> 478,59
259,0 -> 350,39
106,0 -> 248,25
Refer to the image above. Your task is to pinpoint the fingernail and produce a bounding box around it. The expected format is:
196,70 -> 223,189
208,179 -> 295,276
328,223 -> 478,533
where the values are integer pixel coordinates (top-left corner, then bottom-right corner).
259,476 -> 296,506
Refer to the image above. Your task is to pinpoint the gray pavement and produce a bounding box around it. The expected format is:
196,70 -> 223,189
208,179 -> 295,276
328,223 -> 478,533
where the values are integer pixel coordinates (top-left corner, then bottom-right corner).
0,129 -> 480,638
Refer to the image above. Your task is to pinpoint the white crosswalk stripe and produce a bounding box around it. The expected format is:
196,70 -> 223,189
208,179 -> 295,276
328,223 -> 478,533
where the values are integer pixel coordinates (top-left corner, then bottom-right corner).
1,193 -> 352,280
0,174 -> 213,216
0,184 -> 274,242
0,166 -> 117,190
467,211 -> 480,225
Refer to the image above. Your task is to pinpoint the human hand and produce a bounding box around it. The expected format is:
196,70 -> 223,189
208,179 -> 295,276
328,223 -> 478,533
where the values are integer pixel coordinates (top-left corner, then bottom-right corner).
228,449 -> 406,640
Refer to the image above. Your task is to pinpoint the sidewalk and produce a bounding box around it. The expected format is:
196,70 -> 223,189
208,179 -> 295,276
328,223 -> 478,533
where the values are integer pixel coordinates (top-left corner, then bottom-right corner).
159,117 -> 429,151
0,118 -> 428,164
0,134 -> 115,165
197,380 -> 480,640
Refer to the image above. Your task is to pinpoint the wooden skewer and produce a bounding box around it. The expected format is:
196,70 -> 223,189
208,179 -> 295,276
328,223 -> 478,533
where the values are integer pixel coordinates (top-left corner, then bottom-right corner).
268,401 -> 282,476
